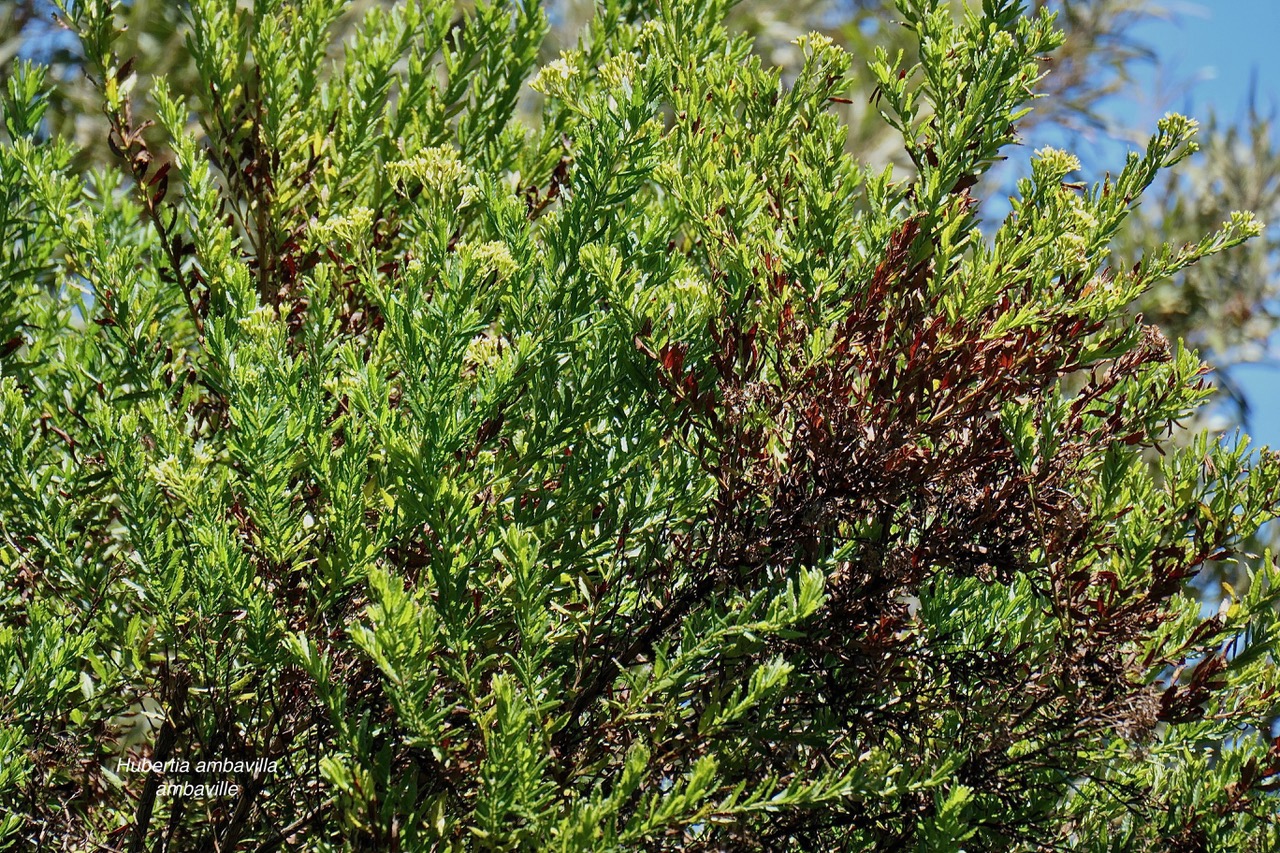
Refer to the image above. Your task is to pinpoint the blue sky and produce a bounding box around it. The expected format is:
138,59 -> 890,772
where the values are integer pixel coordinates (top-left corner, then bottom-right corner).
1126,1 -> 1280,446
1127,1 -> 1280,123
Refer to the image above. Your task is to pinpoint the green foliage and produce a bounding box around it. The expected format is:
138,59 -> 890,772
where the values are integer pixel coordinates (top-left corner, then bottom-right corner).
1,0 -> 1279,850
1127,110 -> 1280,416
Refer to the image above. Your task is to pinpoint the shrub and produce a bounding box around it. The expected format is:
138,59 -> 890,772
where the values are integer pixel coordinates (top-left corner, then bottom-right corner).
2,0 -> 1279,849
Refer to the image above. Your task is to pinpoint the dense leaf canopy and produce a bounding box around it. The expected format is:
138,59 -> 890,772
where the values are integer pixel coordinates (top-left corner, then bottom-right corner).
1,1 -> 1279,850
